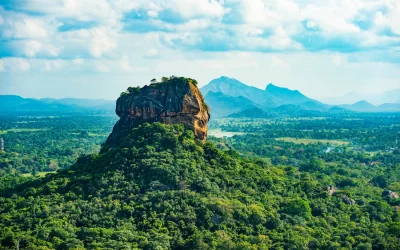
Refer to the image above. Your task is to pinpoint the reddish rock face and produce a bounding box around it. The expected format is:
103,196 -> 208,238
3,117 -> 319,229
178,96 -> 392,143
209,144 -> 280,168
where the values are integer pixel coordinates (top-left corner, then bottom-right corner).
105,77 -> 210,146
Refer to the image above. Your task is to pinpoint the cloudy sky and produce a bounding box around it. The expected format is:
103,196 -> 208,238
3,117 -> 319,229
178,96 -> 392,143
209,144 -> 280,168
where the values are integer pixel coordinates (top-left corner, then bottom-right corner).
0,0 -> 399,101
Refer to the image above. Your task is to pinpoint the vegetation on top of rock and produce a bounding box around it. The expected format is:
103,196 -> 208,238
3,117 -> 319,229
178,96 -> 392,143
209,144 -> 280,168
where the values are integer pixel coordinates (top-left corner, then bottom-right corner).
120,76 -> 199,97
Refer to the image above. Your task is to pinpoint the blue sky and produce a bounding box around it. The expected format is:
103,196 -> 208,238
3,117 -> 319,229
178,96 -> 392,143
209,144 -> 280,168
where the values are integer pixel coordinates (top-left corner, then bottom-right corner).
0,0 -> 399,101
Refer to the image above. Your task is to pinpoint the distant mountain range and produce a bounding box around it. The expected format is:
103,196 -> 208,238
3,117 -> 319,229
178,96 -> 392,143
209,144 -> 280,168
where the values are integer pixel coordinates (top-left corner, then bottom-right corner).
201,76 -> 400,118
41,98 -> 115,111
0,95 -> 114,113
339,100 -> 400,113
323,89 -> 400,105
2,77 -> 399,116
201,76 -> 325,109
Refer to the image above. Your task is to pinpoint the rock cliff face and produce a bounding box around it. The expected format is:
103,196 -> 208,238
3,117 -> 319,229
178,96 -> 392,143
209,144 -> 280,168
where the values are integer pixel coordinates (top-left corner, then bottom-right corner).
104,77 -> 210,147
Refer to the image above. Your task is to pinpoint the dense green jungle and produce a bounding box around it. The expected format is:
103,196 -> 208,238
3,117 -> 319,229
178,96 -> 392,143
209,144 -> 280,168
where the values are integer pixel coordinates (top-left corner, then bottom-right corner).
0,112 -> 399,249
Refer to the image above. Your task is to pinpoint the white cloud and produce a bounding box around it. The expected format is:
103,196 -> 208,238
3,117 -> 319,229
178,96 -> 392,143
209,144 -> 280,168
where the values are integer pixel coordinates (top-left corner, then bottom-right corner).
90,28 -> 117,57
0,0 -> 399,72
11,40 -> 60,58
14,58 -> 31,71
374,11 -> 385,26
96,64 -> 109,72
147,10 -> 159,18
241,0 -> 267,24
120,57 -> 134,72
15,0 -> 120,26
119,57 -> 151,72
332,54 -> 342,66
23,40 -> 42,57
145,48 -> 159,58
3,18 -> 49,39
271,55 -> 290,69
306,20 -> 317,29
267,26 -> 301,50
73,58 -> 84,65
387,1 -> 400,35
170,0 -> 225,20
303,4 -> 360,34
43,60 -> 63,71
176,19 -> 212,31
0,58 -> 31,72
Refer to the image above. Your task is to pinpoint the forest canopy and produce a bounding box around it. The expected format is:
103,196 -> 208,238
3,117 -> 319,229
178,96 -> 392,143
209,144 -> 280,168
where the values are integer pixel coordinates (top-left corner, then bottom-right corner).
1,122 -> 400,249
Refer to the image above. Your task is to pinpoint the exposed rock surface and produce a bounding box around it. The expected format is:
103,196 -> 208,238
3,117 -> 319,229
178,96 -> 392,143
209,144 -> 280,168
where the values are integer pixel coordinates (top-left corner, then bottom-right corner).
341,194 -> 356,205
326,185 -> 337,196
104,77 -> 210,147
382,190 -> 399,199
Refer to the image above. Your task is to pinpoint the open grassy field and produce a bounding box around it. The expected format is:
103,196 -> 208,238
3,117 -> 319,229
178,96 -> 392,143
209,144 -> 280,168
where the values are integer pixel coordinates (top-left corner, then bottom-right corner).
275,137 -> 350,145
208,128 -> 245,138
0,128 -> 48,134
21,171 -> 57,177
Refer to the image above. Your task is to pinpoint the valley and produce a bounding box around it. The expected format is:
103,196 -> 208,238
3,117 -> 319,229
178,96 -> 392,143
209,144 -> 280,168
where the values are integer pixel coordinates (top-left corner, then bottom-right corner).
1,112 -> 399,248
0,78 -> 399,249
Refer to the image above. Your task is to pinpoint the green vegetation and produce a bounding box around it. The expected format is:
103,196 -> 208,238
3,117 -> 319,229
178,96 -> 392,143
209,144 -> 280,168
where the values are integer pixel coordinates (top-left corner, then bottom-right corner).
120,77 -> 199,97
0,114 -> 116,176
0,119 -> 400,249
275,137 -> 349,146
20,171 -> 57,178
0,112 -> 399,249
0,128 -> 48,134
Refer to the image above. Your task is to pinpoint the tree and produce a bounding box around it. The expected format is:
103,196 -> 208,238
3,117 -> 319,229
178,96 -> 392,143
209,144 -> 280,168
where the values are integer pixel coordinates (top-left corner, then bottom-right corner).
283,198 -> 312,218
356,242 -> 372,250
161,77 -> 168,83
371,175 -> 388,188
301,157 -> 325,172
151,78 -> 157,84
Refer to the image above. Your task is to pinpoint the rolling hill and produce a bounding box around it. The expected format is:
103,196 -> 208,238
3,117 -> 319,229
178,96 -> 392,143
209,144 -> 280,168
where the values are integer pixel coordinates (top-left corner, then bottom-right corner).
339,100 -> 376,112
324,88 -> 400,105
228,107 -> 272,118
41,98 -> 114,111
204,91 -> 258,118
0,95 -> 80,113
0,95 -> 114,113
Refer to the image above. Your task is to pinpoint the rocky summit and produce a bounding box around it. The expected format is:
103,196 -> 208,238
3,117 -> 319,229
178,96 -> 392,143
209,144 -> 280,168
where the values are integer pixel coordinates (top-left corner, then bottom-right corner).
105,76 -> 210,147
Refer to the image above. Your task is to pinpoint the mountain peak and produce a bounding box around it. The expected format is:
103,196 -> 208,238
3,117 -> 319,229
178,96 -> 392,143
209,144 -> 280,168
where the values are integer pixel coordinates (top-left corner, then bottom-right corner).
200,77 -> 274,106
264,83 -> 315,106
265,83 -> 300,94
265,83 -> 276,89
352,100 -> 374,107
212,76 -> 247,87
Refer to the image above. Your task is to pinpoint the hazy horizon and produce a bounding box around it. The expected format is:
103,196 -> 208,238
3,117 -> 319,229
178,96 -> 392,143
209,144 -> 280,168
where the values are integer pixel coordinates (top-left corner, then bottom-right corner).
1,0 -> 399,101
1,75 -> 399,106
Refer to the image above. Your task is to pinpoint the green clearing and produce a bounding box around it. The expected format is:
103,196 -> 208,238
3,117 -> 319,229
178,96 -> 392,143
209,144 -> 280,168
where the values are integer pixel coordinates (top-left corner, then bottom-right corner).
275,137 -> 350,145
88,132 -> 108,137
21,171 -> 57,177
208,128 -> 245,138
0,128 -> 47,134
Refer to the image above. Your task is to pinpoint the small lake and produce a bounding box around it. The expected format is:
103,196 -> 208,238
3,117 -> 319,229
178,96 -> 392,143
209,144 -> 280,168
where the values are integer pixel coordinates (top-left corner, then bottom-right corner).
208,128 -> 245,138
